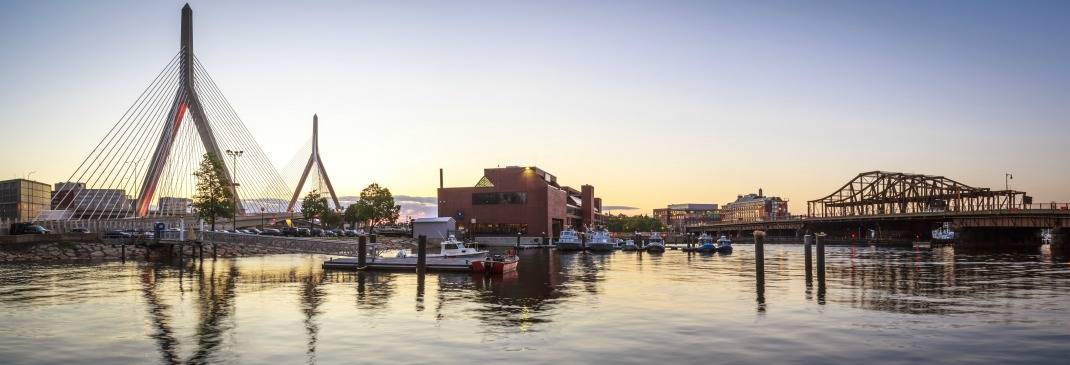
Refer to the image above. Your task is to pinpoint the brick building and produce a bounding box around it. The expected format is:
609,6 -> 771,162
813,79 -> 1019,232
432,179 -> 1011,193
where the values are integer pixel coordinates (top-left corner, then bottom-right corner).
437,166 -> 604,240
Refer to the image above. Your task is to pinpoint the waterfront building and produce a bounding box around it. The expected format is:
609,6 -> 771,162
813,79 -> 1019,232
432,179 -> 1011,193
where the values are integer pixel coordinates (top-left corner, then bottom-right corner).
412,217 -> 457,242
50,182 -> 133,219
0,179 -> 52,221
654,203 -> 720,233
721,189 -> 788,222
158,197 -> 193,216
437,166 -> 604,240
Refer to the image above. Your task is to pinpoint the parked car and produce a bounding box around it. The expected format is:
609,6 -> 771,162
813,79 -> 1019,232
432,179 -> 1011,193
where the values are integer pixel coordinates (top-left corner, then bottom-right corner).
261,228 -> 282,236
103,230 -> 132,239
71,228 -> 91,234
9,223 -> 50,235
296,228 -> 311,237
310,228 -> 325,237
329,229 -> 346,237
246,228 -> 262,235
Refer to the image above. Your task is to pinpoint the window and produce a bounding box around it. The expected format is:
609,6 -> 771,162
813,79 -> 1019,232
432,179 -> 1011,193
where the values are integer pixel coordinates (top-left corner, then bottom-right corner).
472,192 -> 527,205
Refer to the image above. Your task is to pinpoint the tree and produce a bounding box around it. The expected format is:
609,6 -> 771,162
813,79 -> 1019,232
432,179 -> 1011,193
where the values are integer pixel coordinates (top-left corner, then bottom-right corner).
607,213 -> 664,233
301,189 -> 330,229
192,153 -> 234,231
352,183 -> 400,229
343,203 -> 365,229
321,209 -> 342,229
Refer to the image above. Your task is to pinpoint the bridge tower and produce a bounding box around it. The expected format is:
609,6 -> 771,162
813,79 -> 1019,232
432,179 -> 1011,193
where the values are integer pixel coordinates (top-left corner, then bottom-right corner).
287,115 -> 342,212
136,4 -> 239,217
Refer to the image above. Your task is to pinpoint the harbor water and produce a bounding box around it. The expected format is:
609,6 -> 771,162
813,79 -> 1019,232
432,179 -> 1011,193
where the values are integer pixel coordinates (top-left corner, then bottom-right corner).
1,244 -> 1069,364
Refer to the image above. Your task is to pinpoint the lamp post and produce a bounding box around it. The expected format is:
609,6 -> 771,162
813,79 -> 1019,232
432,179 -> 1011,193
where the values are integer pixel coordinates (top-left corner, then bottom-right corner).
225,149 -> 243,230
1005,172 -> 1013,190
260,206 -> 265,229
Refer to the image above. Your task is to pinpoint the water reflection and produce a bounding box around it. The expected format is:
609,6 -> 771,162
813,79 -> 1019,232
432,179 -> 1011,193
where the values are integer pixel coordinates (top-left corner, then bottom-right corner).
1,245 -> 1069,364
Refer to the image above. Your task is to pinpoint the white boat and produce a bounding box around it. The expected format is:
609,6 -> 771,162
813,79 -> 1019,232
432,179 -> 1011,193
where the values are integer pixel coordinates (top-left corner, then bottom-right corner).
428,234 -> 488,258
620,239 -> 639,251
586,228 -> 615,252
932,223 -> 956,244
646,232 -> 666,253
555,228 -> 584,251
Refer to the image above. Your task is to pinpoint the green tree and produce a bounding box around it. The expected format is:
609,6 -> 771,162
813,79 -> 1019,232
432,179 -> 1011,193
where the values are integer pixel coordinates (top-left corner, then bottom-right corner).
352,183 -> 400,229
301,189 -> 330,229
607,213 -> 664,233
192,153 -> 234,231
343,203 -> 366,229
321,209 -> 342,229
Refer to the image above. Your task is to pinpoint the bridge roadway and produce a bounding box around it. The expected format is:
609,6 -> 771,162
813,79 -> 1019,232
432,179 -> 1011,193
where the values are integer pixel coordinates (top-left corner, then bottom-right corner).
685,209 -> 1070,246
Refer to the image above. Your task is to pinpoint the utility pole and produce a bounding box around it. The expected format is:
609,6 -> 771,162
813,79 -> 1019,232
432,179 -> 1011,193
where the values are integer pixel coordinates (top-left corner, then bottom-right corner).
227,149 -> 243,229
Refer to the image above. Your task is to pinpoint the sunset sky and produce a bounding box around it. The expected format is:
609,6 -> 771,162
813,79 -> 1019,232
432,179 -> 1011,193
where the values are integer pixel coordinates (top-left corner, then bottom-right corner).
1,0 -> 1068,215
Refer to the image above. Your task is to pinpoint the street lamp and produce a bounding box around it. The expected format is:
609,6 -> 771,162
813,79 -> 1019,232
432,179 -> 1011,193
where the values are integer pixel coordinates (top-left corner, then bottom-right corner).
260,206 -> 266,229
1005,172 -> 1013,190
225,149 -> 243,230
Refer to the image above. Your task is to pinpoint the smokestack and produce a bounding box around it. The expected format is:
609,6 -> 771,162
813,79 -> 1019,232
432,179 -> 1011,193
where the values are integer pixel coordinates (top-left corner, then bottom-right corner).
439,168 -> 443,189
759,188 -> 763,197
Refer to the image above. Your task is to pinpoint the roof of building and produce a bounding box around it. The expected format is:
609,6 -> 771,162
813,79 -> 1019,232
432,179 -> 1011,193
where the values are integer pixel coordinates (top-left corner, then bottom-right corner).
414,217 -> 455,223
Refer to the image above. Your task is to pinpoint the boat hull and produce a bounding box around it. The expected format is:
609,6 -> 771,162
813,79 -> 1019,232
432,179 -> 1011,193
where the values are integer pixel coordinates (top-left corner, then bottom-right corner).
587,243 -> 616,252
556,242 -> 584,251
646,245 -> 665,253
470,258 -> 519,274
427,251 -> 489,258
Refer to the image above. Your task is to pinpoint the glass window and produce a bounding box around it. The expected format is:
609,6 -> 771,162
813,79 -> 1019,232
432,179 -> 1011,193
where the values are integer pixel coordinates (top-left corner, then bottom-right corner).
472,192 -> 527,205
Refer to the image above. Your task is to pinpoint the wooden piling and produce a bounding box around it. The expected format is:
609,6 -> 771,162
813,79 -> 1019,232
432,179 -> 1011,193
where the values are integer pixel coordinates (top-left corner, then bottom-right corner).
754,231 -> 765,284
417,235 -> 427,275
816,233 -> 826,286
357,235 -> 367,269
121,244 -> 126,262
804,234 -> 813,285
370,234 -> 377,244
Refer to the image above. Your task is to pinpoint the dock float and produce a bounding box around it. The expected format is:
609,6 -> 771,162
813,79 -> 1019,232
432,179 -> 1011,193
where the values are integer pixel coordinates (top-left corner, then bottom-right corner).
322,256 -> 475,272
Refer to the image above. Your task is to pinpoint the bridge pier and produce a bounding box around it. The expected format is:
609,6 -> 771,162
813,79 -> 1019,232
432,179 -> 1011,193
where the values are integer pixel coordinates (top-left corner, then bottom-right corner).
955,227 -> 1045,249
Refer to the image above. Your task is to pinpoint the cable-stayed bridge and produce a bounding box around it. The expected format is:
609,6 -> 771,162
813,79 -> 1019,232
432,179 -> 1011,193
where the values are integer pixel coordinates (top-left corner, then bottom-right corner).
39,4 -> 330,225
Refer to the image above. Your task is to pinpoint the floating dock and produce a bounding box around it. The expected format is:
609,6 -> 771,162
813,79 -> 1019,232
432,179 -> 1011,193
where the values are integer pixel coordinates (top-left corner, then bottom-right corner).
322,256 -> 475,272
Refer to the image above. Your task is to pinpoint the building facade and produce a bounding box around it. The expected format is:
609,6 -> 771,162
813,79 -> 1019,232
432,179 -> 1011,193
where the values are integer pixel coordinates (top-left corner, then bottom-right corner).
721,189 -> 788,222
158,197 -> 193,216
437,166 -> 604,239
653,203 -> 720,233
50,182 -> 134,219
0,179 -> 52,221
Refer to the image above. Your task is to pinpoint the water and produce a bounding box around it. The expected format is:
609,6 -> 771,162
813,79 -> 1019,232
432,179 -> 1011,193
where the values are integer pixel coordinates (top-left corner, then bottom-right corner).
1,244 -> 1069,364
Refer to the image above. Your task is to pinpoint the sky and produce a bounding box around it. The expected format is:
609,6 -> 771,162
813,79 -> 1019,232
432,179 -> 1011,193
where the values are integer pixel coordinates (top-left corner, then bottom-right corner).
1,0 -> 1068,215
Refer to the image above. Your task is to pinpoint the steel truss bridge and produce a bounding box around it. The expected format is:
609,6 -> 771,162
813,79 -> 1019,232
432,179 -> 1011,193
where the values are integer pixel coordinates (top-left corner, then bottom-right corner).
688,171 -> 1070,246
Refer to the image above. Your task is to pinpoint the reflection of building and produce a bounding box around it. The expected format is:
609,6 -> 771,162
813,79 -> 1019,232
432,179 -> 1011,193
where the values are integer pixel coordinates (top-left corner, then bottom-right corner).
51,182 -> 133,219
721,189 -> 788,222
158,197 -> 192,216
654,203 -> 720,233
0,179 -> 52,221
437,166 -> 604,238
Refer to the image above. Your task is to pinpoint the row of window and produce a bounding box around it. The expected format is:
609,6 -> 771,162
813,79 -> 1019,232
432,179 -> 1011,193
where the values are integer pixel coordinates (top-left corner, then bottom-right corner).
472,192 -> 528,205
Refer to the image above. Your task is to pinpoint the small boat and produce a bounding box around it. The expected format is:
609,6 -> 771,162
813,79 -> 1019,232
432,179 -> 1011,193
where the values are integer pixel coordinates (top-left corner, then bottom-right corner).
684,233 -> 733,253
555,228 -> 584,251
470,253 -> 519,274
620,239 -> 639,251
931,223 -> 956,245
646,232 -> 666,253
586,228 -> 616,252
428,234 -> 489,258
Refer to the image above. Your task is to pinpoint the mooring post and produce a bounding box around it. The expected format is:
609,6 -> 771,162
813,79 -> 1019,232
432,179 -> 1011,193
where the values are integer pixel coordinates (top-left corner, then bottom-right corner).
417,235 -> 427,275
804,234 -> 813,285
121,244 -> 126,262
357,235 -> 367,269
212,243 -> 217,259
816,233 -> 826,286
754,231 -> 765,284
516,233 -> 521,249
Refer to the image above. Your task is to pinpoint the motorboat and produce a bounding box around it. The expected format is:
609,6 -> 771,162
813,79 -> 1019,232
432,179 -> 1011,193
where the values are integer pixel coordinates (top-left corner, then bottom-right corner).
645,232 -> 666,253
586,228 -> 616,252
428,234 -> 489,258
683,233 -> 732,253
470,253 -> 519,274
555,228 -> 584,251
620,239 -> 639,251
932,223 -> 956,244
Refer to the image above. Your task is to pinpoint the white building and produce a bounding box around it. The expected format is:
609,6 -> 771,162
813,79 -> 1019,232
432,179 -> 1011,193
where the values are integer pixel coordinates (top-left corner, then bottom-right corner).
412,217 -> 456,242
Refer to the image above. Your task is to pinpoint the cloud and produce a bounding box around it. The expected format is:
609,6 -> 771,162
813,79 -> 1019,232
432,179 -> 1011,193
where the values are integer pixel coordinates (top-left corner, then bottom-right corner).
602,205 -> 639,211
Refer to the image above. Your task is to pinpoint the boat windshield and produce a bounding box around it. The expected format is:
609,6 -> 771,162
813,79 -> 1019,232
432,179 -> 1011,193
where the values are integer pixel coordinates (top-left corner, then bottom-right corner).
444,244 -> 459,250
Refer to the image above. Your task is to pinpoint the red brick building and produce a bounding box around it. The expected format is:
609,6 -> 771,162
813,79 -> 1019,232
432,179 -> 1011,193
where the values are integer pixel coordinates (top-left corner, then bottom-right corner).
437,166 -> 603,239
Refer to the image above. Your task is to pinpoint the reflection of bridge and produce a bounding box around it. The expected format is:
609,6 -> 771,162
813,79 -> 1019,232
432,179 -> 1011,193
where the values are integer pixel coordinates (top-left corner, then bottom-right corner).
688,171 -> 1070,247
